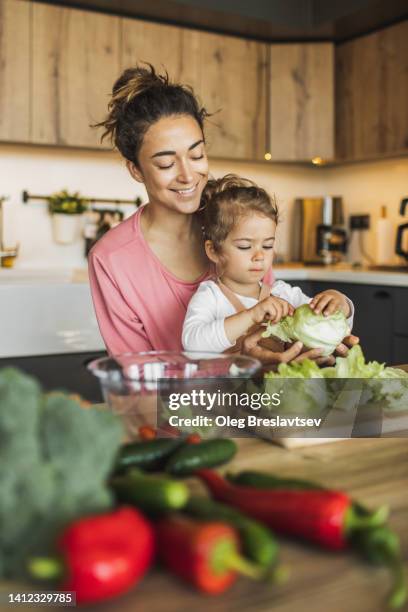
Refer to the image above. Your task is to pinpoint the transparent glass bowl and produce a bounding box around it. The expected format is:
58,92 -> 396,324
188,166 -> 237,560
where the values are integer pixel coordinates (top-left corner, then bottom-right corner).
88,351 -> 261,441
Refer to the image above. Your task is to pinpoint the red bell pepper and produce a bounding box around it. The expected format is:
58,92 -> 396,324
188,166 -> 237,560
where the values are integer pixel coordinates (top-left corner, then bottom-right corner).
156,515 -> 263,595
29,506 -> 155,605
197,470 -> 385,551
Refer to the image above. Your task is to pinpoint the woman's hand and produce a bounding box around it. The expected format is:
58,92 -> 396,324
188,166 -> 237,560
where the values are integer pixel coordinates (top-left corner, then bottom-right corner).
333,334 -> 360,357
241,327 -> 324,365
309,290 -> 351,317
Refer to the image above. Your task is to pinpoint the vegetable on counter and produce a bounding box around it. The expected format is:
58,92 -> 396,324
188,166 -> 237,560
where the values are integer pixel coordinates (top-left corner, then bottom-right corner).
262,303 -> 350,357
203,470 -> 407,608
0,368 -> 123,582
197,470 -> 387,551
352,526 -> 407,610
165,439 -> 237,476
113,438 -> 184,473
156,515 -> 264,594
28,507 -> 155,605
184,496 -> 280,577
227,471 -> 325,490
111,468 -> 189,513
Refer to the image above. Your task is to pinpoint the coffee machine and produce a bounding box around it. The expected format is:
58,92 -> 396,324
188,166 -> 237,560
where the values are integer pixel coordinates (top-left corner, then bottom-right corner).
292,197 -> 348,265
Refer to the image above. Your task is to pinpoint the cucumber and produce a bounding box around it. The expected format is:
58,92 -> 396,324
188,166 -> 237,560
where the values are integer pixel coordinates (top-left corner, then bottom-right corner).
114,438 -> 184,473
166,439 -> 237,476
111,469 -> 189,513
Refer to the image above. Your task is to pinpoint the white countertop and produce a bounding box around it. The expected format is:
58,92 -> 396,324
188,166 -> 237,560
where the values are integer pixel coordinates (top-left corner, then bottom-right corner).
1,265 -> 408,287
273,264 -> 408,287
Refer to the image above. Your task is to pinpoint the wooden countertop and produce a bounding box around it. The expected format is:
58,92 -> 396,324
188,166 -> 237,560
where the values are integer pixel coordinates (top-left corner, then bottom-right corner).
96,437 -> 407,612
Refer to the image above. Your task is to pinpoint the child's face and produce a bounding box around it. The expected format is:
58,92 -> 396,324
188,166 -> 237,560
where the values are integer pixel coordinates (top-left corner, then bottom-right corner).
207,212 -> 276,284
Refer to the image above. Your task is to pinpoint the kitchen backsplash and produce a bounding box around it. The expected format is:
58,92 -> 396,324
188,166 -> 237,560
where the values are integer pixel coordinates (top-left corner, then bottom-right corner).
1,143 -> 408,268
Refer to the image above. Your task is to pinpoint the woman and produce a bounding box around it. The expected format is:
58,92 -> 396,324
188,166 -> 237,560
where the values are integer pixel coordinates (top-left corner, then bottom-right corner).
89,64 -> 356,363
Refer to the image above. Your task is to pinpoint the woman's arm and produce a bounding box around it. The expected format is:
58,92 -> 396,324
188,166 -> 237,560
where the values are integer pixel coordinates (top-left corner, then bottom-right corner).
88,252 -> 153,355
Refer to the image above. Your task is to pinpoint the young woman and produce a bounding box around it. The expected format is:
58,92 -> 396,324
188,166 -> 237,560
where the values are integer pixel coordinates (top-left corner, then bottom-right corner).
89,64 -> 357,363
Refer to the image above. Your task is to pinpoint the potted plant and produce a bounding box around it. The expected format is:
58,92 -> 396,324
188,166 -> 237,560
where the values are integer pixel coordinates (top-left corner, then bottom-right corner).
48,189 -> 88,245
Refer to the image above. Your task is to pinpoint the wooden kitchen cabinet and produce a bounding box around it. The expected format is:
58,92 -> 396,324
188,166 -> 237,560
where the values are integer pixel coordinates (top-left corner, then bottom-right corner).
121,18 -> 201,98
336,20 -> 408,161
0,0 -> 30,142
199,32 -> 268,160
31,3 -> 121,147
269,43 -> 334,161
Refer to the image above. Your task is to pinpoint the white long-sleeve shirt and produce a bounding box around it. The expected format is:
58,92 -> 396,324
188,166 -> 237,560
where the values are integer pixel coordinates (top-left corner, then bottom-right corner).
182,279 -> 354,353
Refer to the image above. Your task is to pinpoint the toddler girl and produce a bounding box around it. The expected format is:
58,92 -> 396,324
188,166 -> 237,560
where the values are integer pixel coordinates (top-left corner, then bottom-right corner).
182,175 -> 353,356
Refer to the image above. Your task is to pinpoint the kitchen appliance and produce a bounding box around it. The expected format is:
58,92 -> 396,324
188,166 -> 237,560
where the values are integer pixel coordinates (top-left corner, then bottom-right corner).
293,197 -> 348,265
396,197 -> 408,262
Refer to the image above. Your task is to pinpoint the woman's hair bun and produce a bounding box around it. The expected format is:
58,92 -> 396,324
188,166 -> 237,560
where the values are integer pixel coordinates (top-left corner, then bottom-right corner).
111,64 -> 168,106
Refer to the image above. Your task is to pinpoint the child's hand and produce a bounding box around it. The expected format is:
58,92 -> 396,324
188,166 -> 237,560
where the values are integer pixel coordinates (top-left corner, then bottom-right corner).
249,296 -> 294,325
309,290 -> 350,317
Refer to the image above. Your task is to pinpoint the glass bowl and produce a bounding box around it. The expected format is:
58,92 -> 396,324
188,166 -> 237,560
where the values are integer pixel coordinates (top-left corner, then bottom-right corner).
88,351 -> 261,441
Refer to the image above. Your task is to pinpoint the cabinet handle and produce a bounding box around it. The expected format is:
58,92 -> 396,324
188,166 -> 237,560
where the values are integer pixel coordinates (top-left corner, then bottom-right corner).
373,290 -> 391,299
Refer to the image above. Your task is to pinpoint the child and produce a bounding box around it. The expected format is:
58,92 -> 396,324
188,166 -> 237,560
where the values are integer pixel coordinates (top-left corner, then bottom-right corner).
182,175 -> 354,355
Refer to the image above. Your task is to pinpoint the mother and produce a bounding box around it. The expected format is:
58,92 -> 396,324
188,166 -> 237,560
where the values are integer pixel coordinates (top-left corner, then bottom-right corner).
89,64 -> 355,363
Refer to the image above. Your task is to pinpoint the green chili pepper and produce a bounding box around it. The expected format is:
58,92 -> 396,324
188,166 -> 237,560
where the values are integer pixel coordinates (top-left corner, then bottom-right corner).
352,526 -> 407,610
184,496 -> 282,578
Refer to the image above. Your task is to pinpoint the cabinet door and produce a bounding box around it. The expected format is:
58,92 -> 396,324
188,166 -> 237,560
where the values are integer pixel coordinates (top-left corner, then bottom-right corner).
336,21 -> 408,160
311,282 -> 394,364
121,19 -> 201,97
269,43 -> 334,161
0,0 -> 30,142
200,32 -> 268,160
393,336 -> 408,365
31,4 -> 121,147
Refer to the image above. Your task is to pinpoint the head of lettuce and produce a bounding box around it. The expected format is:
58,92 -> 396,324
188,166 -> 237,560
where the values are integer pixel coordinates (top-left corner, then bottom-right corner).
262,303 -> 351,357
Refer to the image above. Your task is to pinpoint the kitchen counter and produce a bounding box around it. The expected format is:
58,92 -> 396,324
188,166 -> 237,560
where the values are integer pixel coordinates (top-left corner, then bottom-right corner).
83,437 -> 408,612
2,263 -> 408,286
7,436 -> 406,612
273,263 -> 408,287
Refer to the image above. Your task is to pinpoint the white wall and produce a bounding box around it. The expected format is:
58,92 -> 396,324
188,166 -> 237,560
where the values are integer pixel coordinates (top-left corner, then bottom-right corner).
1,142 -> 408,268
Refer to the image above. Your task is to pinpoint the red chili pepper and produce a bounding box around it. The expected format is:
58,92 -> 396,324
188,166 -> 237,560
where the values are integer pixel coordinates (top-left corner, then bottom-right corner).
197,470 -> 373,551
138,424 -> 157,440
28,507 -> 155,605
156,515 -> 263,595
186,433 -> 202,444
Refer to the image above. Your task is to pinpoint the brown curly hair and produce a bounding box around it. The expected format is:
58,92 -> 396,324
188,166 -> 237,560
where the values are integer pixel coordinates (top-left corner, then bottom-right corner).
93,63 -> 209,165
201,174 -> 279,251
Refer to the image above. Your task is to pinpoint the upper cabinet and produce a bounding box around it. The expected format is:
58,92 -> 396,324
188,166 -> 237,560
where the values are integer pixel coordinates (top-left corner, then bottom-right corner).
0,0 -> 30,142
199,32 -> 268,160
121,19 -> 201,97
336,20 -> 408,161
31,3 -> 120,147
269,43 -> 334,161
0,3 -> 406,163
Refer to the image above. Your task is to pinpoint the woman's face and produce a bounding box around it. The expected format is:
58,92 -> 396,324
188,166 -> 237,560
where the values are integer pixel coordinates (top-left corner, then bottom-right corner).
128,114 -> 209,215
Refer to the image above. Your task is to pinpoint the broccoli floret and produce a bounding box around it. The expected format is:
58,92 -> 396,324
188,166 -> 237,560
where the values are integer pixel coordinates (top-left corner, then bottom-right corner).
0,368 -> 123,580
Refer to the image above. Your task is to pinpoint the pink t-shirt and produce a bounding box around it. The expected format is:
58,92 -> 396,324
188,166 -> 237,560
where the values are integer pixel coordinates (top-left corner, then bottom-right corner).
88,205 -> 274,355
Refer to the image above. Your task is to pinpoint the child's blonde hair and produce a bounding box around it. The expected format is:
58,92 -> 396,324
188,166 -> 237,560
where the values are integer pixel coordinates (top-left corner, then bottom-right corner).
201,174 -> 279,251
